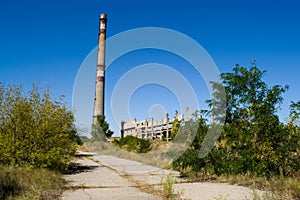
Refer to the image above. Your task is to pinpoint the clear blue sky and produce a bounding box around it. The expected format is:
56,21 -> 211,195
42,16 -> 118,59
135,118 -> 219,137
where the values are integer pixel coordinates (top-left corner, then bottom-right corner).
1,0 -> 300,136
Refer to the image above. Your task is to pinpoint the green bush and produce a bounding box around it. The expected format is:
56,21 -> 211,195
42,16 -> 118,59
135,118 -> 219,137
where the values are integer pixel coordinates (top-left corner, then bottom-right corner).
114,135 -> 152,153
0,83 -> 80,170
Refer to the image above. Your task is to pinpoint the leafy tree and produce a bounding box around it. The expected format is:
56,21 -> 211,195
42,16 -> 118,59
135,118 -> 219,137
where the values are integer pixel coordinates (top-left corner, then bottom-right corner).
217,61 -> 288,124
207,62 -> 292,176
0,83 -> 80,170
91,115 -> 114,141
288,101 -> 300,126
173,62 -> 299,177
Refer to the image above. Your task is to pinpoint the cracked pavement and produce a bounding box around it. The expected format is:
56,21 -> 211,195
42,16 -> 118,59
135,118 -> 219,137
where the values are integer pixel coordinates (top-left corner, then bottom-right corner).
61,152 -> 264,200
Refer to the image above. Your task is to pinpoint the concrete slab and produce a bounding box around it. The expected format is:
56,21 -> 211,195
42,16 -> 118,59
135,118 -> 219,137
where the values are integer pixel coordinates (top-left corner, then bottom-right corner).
64,166 -> 134,188
94,155 -> 162,174
173,182 -> 264,200
62,154 -> 162,200
62,187 -> 161,200
63,152 -> 264,200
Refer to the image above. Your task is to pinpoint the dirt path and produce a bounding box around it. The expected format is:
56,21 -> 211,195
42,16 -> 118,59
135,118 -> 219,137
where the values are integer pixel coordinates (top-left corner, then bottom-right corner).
61,152 -> 263,200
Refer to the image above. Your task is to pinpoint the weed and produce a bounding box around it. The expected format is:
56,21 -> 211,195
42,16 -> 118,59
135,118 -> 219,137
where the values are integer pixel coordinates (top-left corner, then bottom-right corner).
162,175 -> 175,199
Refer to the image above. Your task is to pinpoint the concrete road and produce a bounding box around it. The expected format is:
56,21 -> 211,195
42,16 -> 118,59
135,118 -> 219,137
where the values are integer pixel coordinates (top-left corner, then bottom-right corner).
62,153 -> 168,200
62,152 -> 263,200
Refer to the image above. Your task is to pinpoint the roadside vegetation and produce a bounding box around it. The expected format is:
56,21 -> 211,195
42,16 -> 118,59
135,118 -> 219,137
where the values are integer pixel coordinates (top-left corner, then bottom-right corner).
0,83 -> 81,199
91,115 -> 114,141
0,166 -> 65,200
172,62 -> 300,199
113,135 -> 152,153
84,61 -> 300,199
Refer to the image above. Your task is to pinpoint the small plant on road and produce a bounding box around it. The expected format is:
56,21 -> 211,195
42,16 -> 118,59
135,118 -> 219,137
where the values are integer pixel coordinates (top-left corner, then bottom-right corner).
162,175 -> 175,199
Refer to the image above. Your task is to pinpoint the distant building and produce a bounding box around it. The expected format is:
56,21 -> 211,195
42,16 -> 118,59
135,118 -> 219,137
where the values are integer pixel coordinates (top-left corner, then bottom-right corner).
120,111 -> 184,140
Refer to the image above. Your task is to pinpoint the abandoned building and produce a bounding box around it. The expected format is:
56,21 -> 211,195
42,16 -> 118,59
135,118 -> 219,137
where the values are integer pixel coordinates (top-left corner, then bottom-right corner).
120,111 -> 186,140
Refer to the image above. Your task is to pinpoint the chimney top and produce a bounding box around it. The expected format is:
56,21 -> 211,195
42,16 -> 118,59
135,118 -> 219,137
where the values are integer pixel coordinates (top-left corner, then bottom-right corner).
100,13 -> 107,20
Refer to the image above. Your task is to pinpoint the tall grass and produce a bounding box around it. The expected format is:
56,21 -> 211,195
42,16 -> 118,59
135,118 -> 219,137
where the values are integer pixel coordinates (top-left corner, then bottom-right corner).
0,166 -> 65,200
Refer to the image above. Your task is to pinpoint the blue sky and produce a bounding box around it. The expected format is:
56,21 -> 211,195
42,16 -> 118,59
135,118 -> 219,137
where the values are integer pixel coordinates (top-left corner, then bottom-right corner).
1,0 -> 300,136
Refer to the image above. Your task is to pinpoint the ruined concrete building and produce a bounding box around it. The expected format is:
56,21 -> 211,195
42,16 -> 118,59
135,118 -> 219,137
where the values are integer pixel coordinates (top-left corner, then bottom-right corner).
121,111 -> 184,140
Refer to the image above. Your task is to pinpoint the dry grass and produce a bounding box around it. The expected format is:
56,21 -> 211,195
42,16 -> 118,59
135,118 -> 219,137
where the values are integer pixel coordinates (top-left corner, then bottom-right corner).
169,172 -> 300,199
84,141 -> 173,168
174,162 -> 300,200
170,167 -> 300,199
0,166 -> 65,200
215,174 -> 300,200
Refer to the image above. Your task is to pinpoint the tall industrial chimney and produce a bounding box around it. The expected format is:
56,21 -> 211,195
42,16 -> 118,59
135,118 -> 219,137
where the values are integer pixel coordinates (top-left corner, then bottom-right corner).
93,13 -> 107,124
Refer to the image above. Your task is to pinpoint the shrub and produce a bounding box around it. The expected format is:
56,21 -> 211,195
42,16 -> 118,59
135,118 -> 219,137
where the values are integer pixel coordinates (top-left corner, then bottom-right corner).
0,83 -> 80,170
114,135 -> 152,153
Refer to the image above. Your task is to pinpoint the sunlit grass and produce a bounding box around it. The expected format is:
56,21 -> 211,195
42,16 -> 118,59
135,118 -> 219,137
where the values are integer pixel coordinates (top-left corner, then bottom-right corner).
0,166 -> 65,200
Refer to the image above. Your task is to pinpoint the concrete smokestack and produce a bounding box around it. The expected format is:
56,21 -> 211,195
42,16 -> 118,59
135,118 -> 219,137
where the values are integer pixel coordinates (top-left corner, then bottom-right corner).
93,13 -> 107,124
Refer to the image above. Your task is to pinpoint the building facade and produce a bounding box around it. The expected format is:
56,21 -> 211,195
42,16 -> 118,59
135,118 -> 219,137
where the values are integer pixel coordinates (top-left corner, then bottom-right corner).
121,112 -> 184,140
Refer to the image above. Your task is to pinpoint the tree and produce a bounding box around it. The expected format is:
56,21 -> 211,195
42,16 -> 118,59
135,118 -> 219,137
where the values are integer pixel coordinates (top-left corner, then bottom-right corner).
217,61 -> 288,125
0,83 -> 80,170
173,62 -> 299,177
91,115 -> 114,141
206,61 -> 294,176
288,101 -> 300,126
